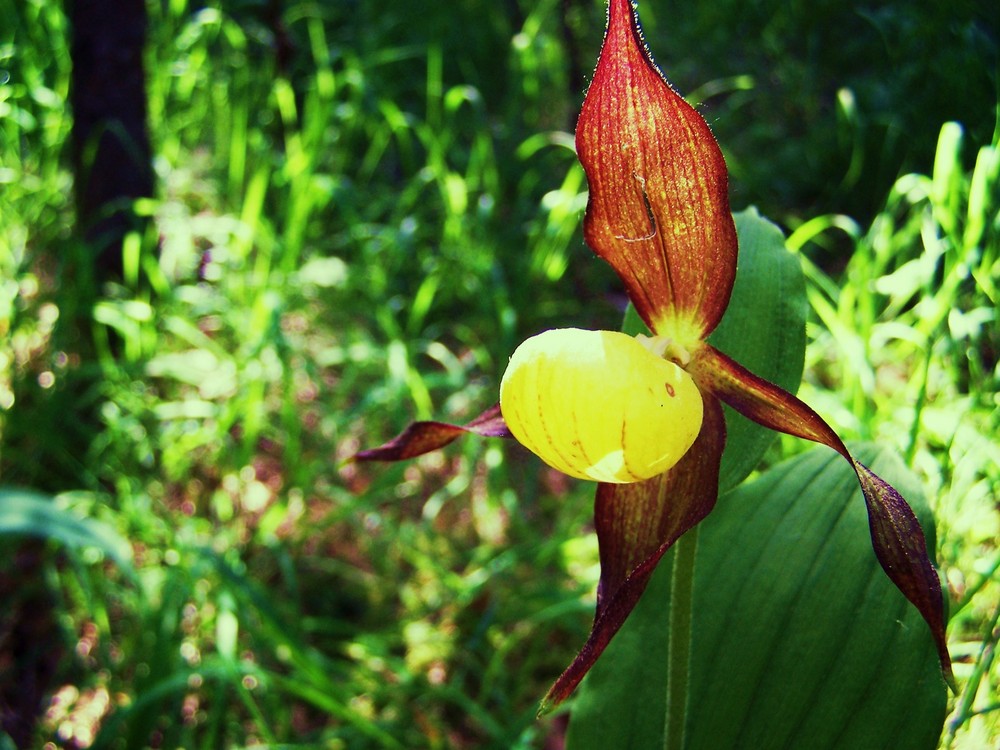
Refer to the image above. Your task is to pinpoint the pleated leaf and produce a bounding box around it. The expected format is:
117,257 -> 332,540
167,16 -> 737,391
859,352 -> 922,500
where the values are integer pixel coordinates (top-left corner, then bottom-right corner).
566,444 -> 947,749
707,208 -> 806,489
691,345 -> 952,680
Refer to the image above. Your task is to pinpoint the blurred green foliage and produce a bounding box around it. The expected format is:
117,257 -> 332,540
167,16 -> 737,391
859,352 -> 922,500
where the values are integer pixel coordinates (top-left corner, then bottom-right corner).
637,0 -> 999,223
0,0 -> 996,747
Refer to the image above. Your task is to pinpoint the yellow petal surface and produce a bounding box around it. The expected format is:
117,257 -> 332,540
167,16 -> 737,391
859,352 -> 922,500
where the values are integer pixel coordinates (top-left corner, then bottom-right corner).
499,328 -> 703,483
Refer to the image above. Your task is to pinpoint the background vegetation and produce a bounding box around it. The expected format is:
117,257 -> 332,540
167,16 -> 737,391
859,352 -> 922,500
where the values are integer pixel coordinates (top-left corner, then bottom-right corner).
1,0 -> 997,747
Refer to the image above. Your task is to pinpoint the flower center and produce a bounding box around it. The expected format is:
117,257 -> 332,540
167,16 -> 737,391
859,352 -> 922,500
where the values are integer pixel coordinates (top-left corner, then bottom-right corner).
635,333 -> 693,366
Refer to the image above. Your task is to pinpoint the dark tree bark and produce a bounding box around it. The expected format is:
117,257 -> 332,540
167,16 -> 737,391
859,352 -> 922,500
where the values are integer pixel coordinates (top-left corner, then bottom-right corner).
0,545 -> 65,749
0,13 -> 156,743
68,0 -> 153,280
0,7 -> 157,742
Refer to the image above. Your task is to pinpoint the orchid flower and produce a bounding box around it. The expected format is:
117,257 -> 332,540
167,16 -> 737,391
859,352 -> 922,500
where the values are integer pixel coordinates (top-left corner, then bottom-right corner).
356,0 -> 952,710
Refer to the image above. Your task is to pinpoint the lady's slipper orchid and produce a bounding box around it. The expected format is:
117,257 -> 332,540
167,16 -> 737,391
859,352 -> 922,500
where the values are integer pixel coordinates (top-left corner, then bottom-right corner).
356,0 -> 952,710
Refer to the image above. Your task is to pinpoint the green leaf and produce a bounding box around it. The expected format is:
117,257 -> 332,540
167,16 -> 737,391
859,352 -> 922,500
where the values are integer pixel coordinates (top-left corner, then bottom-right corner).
624,207 -> 806,491
709,207 -> 807,490
0,488 -> 134,571
566,443 -> 946,749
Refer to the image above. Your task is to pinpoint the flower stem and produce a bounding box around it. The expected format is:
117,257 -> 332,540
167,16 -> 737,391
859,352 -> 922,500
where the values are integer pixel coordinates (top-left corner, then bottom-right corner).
665,525 -> 698,750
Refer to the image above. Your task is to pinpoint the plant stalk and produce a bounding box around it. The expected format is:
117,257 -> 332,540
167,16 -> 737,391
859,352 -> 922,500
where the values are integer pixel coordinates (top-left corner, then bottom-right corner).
665,525 -> 699,750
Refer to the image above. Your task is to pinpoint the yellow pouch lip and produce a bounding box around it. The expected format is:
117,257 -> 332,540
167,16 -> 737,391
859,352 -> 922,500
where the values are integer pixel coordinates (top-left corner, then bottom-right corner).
499,328 -> 703,483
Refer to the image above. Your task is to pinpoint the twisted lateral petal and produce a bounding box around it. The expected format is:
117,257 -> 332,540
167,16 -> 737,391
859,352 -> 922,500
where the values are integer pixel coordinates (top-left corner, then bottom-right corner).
499,328 -> 703,483
353,405 -> 510,462
577,0 -> 737,342
689,343 -> 954,686
540,394 -> 725,711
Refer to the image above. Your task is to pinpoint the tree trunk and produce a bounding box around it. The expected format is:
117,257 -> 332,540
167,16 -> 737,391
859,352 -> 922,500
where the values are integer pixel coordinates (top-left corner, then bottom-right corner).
68,0 -> 153,280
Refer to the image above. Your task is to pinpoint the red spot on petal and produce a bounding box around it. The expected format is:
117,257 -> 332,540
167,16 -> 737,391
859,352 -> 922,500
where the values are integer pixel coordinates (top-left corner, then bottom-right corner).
665,383 -> 676,397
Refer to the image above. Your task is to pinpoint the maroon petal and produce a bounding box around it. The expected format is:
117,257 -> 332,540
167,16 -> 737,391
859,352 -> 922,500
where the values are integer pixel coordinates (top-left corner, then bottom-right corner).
540,395 -> 726,711
576,0 -> 737,341
690,343 -> 954,686
353,404 -> 511,462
